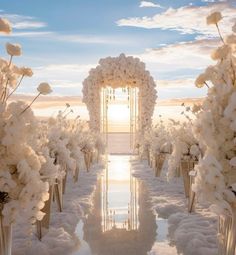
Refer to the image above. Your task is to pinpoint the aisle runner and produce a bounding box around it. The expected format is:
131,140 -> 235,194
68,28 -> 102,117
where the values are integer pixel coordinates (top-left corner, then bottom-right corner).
107,133 -> 132,154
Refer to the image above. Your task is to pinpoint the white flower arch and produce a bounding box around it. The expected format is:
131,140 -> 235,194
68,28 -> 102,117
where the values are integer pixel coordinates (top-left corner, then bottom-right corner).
82,53 -> 157,132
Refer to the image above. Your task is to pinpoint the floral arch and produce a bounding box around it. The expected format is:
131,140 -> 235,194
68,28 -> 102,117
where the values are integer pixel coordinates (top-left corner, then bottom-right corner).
82,53 -> 157,133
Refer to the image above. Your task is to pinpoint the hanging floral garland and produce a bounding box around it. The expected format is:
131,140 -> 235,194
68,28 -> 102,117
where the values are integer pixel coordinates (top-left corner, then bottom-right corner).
82,53 -> 157,132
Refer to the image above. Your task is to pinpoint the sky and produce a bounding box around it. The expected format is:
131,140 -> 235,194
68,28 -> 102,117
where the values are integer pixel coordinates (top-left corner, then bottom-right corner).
0,0 -> 236,101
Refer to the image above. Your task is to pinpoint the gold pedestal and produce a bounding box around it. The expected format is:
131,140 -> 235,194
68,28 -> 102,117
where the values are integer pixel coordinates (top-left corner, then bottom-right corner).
36,185 -> 53,240
180,160 -> 196,197
0,209 -> 12,255
155,154 -> 165,177
54,178 -> 63,212
218,202 -> 236,255
73,166 -> 80,183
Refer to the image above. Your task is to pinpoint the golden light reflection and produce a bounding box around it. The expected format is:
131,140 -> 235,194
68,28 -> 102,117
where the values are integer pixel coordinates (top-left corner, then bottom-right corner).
101,155 -> 139,232
108,158 -> 130,181
100,87 -> 138,147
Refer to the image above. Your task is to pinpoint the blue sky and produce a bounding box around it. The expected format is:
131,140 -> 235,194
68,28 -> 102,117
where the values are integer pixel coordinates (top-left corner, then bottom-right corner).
0,0 -> 235,99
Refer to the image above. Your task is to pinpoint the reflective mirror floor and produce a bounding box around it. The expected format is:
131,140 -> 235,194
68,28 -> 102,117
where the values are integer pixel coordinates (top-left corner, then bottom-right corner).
74,155 -> 177,255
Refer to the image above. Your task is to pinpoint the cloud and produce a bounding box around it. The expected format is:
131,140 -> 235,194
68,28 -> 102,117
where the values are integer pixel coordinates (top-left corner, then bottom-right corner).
202,0 -> 236,2
55,34 -> 131,44
6,31 -> 53,37
117,3 -> 236,38
2,30 -> 131,44
9,94 -> 84,108
157,78 -> 195,88
157,97 -> 204,106
0,12 -> 131,45
1,13 -> 47,29
139,1 -> 163,8
136,39 -> 218,73
30,63 -> 95,90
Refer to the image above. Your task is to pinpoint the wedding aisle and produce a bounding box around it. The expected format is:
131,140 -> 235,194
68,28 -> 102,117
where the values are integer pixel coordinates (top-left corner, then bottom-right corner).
73,155 -> 178,255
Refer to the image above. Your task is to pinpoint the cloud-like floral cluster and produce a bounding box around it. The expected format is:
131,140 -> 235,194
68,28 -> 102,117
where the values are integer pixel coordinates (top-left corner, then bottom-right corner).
192,14 -> 236,216
0,18 -> 105,231
82,53 -> 157,132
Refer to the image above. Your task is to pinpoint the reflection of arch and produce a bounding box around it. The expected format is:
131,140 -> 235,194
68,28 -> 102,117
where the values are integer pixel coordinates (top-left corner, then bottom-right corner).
82,54 -> 157,133
83,179 -> 157,255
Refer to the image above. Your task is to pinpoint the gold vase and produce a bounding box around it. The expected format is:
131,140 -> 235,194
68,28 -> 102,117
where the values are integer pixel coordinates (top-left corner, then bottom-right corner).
73,165 -> 80,183
218,202 -> 236,255
54,178 -> 63,212
36,185 -> 53,240
155,153 -> 165,177
0,207 -> 12,255
180,160 -> 196,198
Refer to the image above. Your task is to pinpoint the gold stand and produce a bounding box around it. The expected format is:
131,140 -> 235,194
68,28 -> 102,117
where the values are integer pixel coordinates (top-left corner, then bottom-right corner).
155,153 -> 165,177
54,178 -> 63,212
37,185 -> 53,240
218,203 -> 236,255
0,206 -> 12,255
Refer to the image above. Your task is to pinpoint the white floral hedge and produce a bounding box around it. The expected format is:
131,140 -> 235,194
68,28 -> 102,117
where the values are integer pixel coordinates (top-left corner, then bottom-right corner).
0,17 -> 105,229
193,13 -> 236,216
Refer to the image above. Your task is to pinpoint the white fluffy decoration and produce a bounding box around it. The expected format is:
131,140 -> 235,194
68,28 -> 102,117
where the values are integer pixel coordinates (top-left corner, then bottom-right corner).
82,53 -> 157,132
192,16 -> 236,216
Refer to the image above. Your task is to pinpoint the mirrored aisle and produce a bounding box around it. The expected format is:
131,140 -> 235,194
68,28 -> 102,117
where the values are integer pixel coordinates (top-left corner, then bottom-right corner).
74,155 -> 177,255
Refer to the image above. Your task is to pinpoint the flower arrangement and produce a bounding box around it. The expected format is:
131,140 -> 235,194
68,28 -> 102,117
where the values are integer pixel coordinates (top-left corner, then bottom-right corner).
168,120 -> 201,179
0,18 -> 53,228
0,16 -> 106,255
192,13 -> 236,216
82,53 -> 157,132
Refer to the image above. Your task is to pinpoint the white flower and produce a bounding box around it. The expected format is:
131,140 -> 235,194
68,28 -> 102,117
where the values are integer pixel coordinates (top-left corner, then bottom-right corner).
226,34 -> 236,45
82,53 -> 157,132
190,144 -> 201,157
0,18 -> 11,34
211,45 -> 230,60
206,12 -> 222,25
6,42 -> 22,56
195,73 -> 207,88
37,82 -> 52,95
230,157 -> 236,167
19,67 -> 33,77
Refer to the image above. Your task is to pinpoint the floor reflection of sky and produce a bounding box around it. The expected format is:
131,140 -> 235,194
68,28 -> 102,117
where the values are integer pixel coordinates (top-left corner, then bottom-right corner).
74,155 -> 177,255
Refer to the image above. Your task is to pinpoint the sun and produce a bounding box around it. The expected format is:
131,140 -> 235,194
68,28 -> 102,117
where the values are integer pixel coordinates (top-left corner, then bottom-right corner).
107,103 -> 130,132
